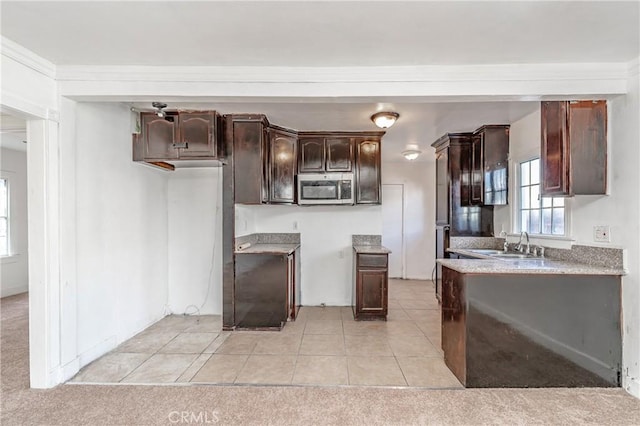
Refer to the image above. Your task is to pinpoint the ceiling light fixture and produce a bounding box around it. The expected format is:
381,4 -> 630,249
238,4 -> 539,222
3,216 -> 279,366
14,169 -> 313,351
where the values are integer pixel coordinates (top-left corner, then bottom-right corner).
371,111 -> 399,129
152,102 -> 168,118
402,149 -> 422,161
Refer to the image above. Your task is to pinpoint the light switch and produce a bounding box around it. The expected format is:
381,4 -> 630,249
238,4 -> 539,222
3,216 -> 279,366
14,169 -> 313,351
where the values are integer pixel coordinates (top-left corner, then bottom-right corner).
594,225 -> 610,242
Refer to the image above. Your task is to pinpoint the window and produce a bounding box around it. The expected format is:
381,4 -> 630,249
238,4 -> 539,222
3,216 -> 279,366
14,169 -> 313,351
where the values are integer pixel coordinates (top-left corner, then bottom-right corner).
519,158 -> 565,235
0,178 -> 8,255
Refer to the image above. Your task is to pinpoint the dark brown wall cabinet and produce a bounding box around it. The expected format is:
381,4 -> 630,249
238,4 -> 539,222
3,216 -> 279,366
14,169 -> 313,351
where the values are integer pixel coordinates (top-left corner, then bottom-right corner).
352,252 -> 388,320
139,111 -> 219,161
268,127 -> 298,204
541,101 -> 607,196
355,139 -> 382,204
229,115 -> 269,205
228,115 -> 298,205
298,137 -> 354,173
469,125 -> 510,206
297,132 -> 383,205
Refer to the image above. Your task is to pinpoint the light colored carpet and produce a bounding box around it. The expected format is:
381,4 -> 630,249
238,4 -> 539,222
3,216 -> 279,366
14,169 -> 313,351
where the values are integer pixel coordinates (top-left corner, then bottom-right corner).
2,293 -> 639,425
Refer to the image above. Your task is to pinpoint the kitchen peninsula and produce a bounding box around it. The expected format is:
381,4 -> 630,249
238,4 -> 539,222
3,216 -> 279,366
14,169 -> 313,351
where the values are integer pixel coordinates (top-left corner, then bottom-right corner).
438,255 -> 624,388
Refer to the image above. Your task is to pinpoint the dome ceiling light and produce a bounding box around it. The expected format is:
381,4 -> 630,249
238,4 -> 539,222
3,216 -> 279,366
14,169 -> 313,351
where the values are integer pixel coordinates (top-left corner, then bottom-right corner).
402,149 -> 422,161
370,111 -> 399,129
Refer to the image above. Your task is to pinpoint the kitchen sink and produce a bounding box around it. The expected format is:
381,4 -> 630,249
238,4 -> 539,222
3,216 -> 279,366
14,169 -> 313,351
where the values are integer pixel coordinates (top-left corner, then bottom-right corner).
491,253 -> 536,259
465,249 -> 505,255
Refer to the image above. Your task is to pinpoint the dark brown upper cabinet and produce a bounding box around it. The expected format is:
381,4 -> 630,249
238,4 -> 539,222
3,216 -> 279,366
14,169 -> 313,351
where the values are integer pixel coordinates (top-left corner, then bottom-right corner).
229,114 -> 269,205
326,138 -> 354,172
268,127 -> 298,204
355,139 -> 381,204
541,101 -> 607,196
298,138 -> 326,173
468,125 -> 510,206
298,137 -> 353,173
228,115 -> 298,205
178,112 -> 219,158
141,113 -> 179,160
140,111 -> 219,161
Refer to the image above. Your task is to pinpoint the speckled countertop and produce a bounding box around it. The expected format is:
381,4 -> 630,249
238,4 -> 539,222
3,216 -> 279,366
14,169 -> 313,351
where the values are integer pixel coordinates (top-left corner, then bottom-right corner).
441,248 -> 625,275
235,243 -> 299,255
353,245 -> 392,254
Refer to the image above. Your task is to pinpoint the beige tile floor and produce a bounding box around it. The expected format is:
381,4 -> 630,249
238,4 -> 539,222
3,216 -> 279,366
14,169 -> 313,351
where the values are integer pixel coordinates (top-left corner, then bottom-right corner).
71,279 -> 462,388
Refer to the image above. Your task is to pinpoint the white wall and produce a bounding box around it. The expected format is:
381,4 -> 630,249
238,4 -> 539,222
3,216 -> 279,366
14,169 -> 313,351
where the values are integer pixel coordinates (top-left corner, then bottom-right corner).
615,62 -> 640,397
492,62 -> 640,396
167,168 -> 222,315
244,205 -> 381,306
0,148 -> 29,297
382,161 -> 434,280
74,103 -> 170,362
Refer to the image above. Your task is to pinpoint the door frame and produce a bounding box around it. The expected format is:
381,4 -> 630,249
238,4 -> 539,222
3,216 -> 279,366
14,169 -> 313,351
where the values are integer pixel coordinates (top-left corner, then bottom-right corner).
382,183 -> 406,279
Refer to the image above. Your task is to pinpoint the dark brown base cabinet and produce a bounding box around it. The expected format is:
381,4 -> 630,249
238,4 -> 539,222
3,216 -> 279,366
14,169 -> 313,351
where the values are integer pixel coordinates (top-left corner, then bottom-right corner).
234,249 -> 300,329
442,266 -> 621,388
352,252 -> 388,320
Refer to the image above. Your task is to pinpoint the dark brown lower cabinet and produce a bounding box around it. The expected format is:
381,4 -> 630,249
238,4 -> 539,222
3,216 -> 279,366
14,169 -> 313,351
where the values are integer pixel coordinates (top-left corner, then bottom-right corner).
442,266 -> 621,388
352,252 -> 388,320
235,249 -> 299,329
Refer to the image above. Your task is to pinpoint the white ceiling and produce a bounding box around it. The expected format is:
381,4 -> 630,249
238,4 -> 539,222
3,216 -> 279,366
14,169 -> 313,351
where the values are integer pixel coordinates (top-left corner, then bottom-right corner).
1,1 -> 638,66
1,1 -> 637,161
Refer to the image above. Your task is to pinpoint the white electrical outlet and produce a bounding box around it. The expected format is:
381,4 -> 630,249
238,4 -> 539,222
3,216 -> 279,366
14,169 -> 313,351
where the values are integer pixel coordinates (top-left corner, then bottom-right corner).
594,225 -> 610,242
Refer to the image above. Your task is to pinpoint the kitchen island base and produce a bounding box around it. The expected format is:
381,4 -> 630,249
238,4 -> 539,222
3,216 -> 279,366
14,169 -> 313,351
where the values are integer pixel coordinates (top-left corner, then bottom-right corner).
442,266 -> 621,388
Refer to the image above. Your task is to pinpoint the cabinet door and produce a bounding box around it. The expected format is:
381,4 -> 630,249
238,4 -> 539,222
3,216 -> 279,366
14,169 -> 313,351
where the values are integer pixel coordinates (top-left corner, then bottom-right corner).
234,121 -> 267,204
569,100 -> 607,195
178,112 -> 217,158
541,101 -> 571,196
325,138 -> 353,172
269,129 -> 297,203
435,148 -> 449,225
357,269 -> 387,314
469,134 -> 484,205
142,113 -> 179,160
298,138 -> 325,173
355,139 -> 381,204
481,127 -> 509,205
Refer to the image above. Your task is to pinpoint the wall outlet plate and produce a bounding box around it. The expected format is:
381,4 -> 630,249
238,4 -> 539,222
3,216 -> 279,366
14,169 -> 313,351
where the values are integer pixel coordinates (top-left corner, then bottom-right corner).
594,225 -> 610,242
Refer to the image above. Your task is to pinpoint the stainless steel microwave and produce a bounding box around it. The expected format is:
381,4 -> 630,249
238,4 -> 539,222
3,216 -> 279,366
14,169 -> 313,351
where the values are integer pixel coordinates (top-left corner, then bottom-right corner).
297,173 -> 354,205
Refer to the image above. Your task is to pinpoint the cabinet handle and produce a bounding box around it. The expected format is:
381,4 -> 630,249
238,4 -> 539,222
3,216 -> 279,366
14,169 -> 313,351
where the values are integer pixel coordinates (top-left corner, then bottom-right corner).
172,141 -> 189,149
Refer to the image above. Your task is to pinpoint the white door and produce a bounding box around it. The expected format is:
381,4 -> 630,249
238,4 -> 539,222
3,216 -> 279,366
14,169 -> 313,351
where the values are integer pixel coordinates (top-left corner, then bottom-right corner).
382,184 -> 404,278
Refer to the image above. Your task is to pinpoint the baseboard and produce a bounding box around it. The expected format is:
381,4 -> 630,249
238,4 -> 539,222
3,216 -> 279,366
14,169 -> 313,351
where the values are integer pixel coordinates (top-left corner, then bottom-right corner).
1,286 -> 28,298
473,299 -> 617,383
78,335 -> 117,368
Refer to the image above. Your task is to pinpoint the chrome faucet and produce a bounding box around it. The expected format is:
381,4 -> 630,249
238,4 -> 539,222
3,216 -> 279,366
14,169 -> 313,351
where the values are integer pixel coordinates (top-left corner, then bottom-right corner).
516,231 -> 530,254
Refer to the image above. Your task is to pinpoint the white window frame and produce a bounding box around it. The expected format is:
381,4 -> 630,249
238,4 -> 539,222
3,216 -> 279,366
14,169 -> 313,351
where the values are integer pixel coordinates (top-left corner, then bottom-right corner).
515,156 -> 571,240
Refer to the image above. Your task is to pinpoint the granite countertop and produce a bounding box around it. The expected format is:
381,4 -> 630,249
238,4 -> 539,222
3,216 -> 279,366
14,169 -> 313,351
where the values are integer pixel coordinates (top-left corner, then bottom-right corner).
440,249 -> 625,275
353,245 -> 392,254
235,243 -> 300,255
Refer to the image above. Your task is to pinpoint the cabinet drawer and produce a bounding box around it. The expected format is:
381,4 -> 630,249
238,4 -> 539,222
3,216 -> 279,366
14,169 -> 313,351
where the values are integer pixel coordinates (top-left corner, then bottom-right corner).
358,254 -> 388,268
